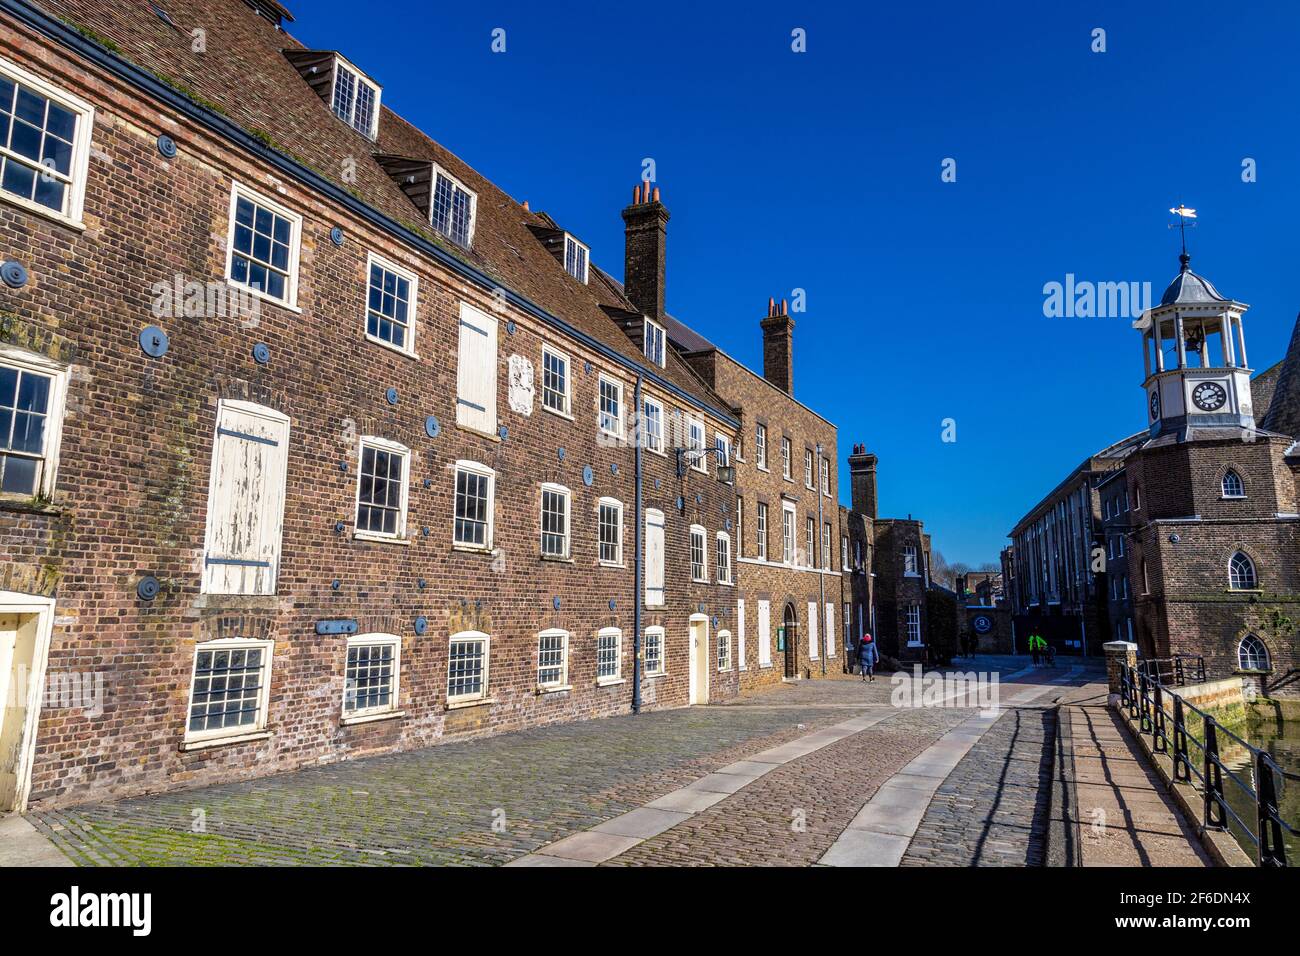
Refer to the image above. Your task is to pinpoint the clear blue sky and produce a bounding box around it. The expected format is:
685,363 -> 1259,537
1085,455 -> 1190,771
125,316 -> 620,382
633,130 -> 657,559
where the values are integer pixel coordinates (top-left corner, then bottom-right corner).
292,0 -> 1299,566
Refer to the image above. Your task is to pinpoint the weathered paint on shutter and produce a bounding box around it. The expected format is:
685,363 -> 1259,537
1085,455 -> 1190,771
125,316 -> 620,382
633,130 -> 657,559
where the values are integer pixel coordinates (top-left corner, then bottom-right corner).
824,602 -> 835,657
757,599 -> 771,666
807,600 -> 819,659
201,401 -> 291,595
645,508 -> 665,607
456,302 -> 497,433
736,599 -> 746,670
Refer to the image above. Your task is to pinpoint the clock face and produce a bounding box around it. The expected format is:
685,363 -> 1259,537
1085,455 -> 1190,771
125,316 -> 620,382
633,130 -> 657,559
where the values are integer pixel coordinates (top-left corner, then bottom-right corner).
1149,390 -> 1160,420
1192,382 -> 1228,412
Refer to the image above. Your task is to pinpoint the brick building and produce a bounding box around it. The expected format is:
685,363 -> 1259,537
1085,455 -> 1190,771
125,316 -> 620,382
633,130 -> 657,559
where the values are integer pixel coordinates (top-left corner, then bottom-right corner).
0,0 -> 910,812
1009,249 -> 1300,695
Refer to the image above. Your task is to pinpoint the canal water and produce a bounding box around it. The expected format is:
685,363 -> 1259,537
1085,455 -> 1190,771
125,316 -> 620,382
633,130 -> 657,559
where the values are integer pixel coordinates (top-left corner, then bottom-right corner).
1218,709 -> 1300,863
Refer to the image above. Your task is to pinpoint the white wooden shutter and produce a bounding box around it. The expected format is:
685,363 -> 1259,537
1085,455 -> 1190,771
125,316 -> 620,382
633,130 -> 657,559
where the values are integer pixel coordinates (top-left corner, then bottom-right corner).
757,599 -> 771,666
201,400 -> 290,595
824,603 -> 835,657
456,302 -> 497,433
808,601 -> 819,659
736,599 -> 746,670
645,508 -> 665,607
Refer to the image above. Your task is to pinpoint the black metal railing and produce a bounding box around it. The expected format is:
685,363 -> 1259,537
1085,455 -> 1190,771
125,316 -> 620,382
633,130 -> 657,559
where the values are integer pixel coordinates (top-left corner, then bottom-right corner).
1138,655 -> 1207,687
1120,663 -> 1298,867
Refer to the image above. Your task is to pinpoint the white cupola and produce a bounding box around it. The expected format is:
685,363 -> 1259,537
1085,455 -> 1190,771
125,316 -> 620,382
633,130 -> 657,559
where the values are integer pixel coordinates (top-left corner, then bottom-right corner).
1136,252 -> 1253,437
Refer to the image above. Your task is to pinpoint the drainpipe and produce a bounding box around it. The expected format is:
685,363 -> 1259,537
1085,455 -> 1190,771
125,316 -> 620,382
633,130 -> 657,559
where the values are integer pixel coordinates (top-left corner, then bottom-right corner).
816,443 -> 826,676
633,374 -> 644,714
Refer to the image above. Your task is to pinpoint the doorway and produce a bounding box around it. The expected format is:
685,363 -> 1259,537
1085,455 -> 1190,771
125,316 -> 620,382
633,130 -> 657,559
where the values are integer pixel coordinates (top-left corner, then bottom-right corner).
688,615 -> 709,704
0,594 -> 55,814
782,603 -> 798,678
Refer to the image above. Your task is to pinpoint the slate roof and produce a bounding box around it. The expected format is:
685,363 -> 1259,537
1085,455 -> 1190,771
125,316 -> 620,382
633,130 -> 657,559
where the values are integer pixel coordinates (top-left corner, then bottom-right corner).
1260,312 -> 1300,439
32,0 -> 732,416
1159,255 -> 1229,306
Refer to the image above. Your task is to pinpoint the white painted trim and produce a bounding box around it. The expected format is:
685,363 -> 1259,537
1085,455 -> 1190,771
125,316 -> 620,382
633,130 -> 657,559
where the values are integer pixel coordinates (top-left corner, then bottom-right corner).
355,435 -> 411,541
597,496 -> 624,567
330,54 -> 383,140
453,460 -> 496,549
447,630 -> 491,704
540,343 -> 572,416
689,524 -> 708,582
224,180 -> 303,310
596,626 -> 622,682
429,162 -> 478,247
643,625 -> 666,676
0,345 -> 70,502
363,250 -> 419,357
536,628 -> 570,690
182,636 -> 275,746
0,591 -> 55,813
342,632 -> 402,719
539,482 -> 572,558
598,373 -> 625,439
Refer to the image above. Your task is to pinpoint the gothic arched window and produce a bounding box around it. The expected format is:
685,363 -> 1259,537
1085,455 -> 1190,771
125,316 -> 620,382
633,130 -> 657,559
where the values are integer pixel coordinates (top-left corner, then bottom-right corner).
1237,634 -> 1270,672
1228,551 -> 1257,590
1221,470 -> 1245,498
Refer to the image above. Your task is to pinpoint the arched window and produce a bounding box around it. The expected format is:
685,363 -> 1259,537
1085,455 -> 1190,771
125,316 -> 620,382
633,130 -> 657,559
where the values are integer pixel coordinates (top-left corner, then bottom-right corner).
1238,634 -> 1270,672
1228,552 -> 1257,590
1221,470 -> 1245,498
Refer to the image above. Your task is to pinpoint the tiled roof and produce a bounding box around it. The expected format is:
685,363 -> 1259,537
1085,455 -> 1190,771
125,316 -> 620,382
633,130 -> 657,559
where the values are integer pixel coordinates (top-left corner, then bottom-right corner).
31,0 -> 732,416
1260,312 -> 1300,439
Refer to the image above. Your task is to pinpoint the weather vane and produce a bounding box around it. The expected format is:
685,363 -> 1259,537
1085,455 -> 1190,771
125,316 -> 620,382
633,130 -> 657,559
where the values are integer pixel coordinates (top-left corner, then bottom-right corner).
1169,203 -> 1197,259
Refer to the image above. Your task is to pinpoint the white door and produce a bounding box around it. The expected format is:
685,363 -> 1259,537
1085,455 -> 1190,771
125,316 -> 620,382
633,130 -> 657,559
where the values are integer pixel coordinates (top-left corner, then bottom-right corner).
688,617 -> 709,704
0,613 -> 39,811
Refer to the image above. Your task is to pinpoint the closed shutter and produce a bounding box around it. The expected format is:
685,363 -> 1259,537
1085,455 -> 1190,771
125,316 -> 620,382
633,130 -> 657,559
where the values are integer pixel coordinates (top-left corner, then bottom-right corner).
645,508 -> 665,607
202,401 -> 291,595
456,302 -> 497,433
824,603 -> 835,657
736,599 -> 746,670
757,599 -> 771,666
808,601 -> 819,659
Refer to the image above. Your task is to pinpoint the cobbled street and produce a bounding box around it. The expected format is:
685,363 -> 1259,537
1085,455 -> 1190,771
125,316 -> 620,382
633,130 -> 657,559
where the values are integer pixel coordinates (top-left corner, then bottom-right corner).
30,659 -> 1100,867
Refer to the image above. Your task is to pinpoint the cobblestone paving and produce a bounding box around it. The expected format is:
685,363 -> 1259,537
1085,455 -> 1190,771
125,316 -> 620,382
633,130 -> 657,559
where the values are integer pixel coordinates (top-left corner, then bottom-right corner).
901,703 -> 1059,867
604,706 -> 973,867
32,684 -> 885,867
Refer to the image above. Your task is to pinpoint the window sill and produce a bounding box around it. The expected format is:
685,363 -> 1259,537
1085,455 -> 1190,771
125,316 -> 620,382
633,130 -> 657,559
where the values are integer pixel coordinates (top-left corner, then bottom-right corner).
0,192 -> 86,232
718,666 -> 732,673
759,663 -> 773,669
341,709 -> 405,726
541,405 -> 574,421
1220,495 -> 1247,501
1234,669 -> 1272,677
353,531 -> 412,545
643,671 -> 667,679
756,465 -> 769,473
364,334 -> 419,361
456,423 -> 501,443
0,497 -> 62,516
599,561 -> 626,570
180,729 -> 272,752
691,577 -> 710,585
599,427 -> 625,442
537,684 -> 572,695
540,554 -> 575,564
226,279 -> 302,315
447,696 -> 497,711
452,543 -> 495,556
717,580 -> 734,587
596,677 -> 626,687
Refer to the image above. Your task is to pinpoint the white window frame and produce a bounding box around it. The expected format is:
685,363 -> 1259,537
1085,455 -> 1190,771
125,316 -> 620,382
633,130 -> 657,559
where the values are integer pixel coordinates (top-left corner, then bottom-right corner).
0,56 -> 94,228
644,625 -> 665,676
342,633 -> 401,721
1221,470 -> 1246,499
781,502 -> 796,565
563,233 -> 589,283
805,449 -> 814,488
183,637 -> 275,746
821,457 -> 830,496
717,629 -> 732,671
757,502 -> 769,561
539,482 -> 572,558
447,630 -> 490,704
737,599 -> 747,670
429,162 -> 478,248
596,627 -> 622,684
735,497 -> 744,558
822,522 -> 832,569
537,628 -> 570,690
642,395 -> 664,454
690,524 -> 708,582
903,545 -> 919,576
0,346 -> 69,501
354,436 -> 410,542
541,344 -> 572,417
453,460 -> 495,551
1228,551 -> 1257,591
1237,634 -> 1270,672
688,418 -> 707,473
363,251 -> 419,357
598,374 -> 624,439
805,516 -> 816,568
598,497 -> 624,567
755,423 -> 768,470
643,317 -> 666,367
330,55 -> 382,139
782,436 -> 792,480
225,181 -> 303,310
906,604 -> 923,646
715,432 -> 731,469
716,531 -> 732,584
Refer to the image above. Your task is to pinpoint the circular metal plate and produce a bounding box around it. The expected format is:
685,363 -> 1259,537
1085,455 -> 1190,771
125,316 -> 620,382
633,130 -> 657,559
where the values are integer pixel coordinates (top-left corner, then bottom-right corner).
139,325 -> 169,357
137,576 -> 161,601
582,466 -> 594,486
157,134 -> 177,158
252,342 -> 271,365
425,415 -> 440,438
330,226 -> 345,246
1,260 -> 28,288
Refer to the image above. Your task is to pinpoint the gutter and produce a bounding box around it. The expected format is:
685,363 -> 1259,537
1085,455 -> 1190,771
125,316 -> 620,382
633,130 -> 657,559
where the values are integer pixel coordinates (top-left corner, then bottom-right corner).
633,374 -> 643,714
6,0 -> 739,429
816,442 -> 825,676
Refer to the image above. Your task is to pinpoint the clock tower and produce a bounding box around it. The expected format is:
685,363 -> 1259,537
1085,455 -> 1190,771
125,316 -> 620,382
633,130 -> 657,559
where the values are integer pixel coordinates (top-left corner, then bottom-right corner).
1137,253 -> 1254,438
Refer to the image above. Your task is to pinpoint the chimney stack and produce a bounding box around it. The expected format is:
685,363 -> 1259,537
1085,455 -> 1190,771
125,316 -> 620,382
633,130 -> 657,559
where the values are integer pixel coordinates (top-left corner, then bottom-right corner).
848,443 -> 878,519
622,183 -> 669,320
759,296 -> 795,395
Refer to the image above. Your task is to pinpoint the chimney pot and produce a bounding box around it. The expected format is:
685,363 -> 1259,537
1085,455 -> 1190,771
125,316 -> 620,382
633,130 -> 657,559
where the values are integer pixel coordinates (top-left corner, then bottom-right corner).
521,199 -> 529,210
652,186 -> 660,203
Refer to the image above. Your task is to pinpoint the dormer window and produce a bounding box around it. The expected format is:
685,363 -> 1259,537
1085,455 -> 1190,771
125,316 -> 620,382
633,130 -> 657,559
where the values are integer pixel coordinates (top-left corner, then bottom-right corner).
330,57 -> 380,139
563,234 -> 589,283
643,318 -> 665,367
431,165 -> 476,248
